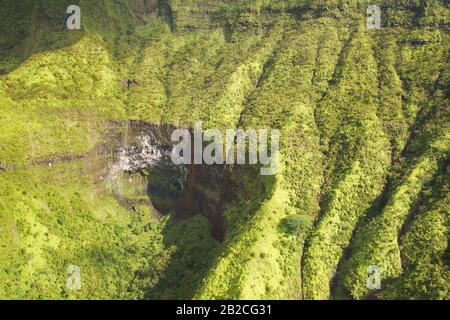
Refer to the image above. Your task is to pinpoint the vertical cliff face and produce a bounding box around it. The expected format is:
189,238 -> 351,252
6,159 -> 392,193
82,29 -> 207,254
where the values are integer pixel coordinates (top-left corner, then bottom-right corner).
0,0 -> 449,300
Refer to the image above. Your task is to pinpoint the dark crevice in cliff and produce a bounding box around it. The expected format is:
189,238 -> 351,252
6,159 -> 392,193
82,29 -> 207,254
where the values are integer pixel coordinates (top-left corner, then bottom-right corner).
174,164 -> 234,242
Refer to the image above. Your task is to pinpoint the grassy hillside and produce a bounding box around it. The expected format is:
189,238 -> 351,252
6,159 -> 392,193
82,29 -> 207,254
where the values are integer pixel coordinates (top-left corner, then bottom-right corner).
0,0 -> 448,300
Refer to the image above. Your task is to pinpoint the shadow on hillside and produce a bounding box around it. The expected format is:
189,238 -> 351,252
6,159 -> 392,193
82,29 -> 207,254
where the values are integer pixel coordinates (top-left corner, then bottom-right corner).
0,0 -> 143,75
143,165 -> 277,300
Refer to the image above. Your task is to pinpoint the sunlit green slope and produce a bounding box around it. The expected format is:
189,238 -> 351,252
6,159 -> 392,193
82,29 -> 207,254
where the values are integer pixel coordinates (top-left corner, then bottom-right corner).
0,0 -> 448,300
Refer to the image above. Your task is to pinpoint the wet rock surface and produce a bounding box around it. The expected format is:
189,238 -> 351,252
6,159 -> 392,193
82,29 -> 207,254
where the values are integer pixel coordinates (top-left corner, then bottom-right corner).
105,120 -> 232,242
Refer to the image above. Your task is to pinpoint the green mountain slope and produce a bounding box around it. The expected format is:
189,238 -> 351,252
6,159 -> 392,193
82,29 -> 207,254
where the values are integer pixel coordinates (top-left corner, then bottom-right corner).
0,0 -> 448,300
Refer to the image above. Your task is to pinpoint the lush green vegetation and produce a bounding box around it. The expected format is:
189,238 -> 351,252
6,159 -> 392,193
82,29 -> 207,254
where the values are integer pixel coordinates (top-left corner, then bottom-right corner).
0,163 -> 167,299
0,0 -> 448,300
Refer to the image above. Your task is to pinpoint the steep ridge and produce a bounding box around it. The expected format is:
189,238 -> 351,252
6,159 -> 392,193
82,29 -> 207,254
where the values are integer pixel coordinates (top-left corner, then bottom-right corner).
0,0 -> 449,300
197,19 -> 344,299
303,26 -> 391,299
